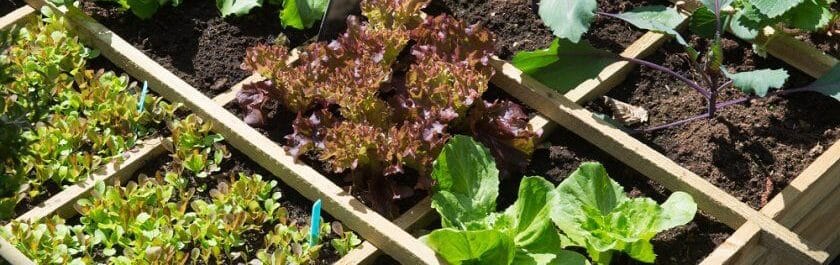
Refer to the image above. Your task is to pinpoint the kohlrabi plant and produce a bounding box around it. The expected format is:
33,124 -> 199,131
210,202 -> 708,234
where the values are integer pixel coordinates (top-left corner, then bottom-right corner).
0,14 -> 173,220
516,0 -> 840,132
551,163 -> 697,264
237,0 -> 537,217
423,135 -> 698,264
422,135 -> 588,265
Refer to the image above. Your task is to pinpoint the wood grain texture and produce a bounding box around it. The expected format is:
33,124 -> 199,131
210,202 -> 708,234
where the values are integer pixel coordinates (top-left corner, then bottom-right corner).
489,57 -> 829,264
0,5 -> 35,30
25,2 -> 442,264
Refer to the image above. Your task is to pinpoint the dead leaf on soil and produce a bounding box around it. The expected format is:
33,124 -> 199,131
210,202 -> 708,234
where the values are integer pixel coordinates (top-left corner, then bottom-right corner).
603,96 -> 649,126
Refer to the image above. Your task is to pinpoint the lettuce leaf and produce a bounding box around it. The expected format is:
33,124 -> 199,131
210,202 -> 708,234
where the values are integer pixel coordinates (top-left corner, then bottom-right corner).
431,135 -> 499,229
550,162 -> 697,264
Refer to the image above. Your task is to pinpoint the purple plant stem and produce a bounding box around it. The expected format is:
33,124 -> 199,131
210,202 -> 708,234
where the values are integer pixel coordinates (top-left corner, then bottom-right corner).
618,56 -> 712,99
635,84 -> 818,133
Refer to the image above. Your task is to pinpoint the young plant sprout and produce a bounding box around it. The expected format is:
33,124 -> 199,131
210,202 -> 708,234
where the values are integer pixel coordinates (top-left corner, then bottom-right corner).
516,0 -> 840,132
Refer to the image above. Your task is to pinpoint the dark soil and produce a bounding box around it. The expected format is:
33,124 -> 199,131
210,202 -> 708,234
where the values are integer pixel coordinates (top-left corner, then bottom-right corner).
425,0 -> 670,59
86,143 -> 343,264
523,128 -> 732,265
81,0 -> 317,98
0,0 -> 25,15
587,34 -> 840,210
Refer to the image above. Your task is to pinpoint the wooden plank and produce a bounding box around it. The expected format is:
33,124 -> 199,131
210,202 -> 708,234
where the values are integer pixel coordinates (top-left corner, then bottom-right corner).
565,31 -> 672,104
31,3 -> 441,264
334,196 -> 437,265
0,5 -> 35,30
0,237 -> 32,265
489,57 -> 829,264
754,27 -> 838,78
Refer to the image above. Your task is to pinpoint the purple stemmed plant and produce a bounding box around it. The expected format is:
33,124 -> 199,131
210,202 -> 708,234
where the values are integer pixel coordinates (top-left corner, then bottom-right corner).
514,0 -> 840,132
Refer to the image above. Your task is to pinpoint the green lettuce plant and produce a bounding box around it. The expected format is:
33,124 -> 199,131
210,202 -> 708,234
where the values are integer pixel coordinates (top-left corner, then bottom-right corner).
423,136 -> 698,264
551,163 -> 697,264
168,114 -> 229,178
516,0 -> 840,132
423,135 -> 588,265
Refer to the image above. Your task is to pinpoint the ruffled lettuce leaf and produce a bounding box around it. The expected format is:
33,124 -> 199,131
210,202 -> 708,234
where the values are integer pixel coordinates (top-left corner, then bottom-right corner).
550,163 -> 697,264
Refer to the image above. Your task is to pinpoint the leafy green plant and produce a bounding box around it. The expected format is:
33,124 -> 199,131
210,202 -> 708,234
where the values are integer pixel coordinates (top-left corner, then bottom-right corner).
516,0 -> 840,132
168,114 -> 229,178
423,136 -> 698,264
0,14 -> 173,220
237,0 -> 537,217
551,163 -> 696,264
423,135 -> 588,265
1,117 -> 357,264
330,221 -> 362,256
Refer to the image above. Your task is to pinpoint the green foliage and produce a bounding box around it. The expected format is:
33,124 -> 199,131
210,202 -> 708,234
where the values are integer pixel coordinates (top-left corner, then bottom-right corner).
168,114 -> 228,178
537,0 -> 597,43
721,67 -> 789,96
425,136 -> 698,264
217,0 -> 263,17
423,136 -> 589,265
279,0 -> 329,29
329,222 -> 362,256
0,15 -> 172,220
551,163 -> 697,264
1,116 -> 358,264
511,38 -> 618,93
808,64 -> 840,101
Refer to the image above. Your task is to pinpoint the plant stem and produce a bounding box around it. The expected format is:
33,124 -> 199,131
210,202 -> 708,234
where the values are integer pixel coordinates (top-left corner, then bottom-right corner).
634,83 -> 819,133
617,56 -> 712,99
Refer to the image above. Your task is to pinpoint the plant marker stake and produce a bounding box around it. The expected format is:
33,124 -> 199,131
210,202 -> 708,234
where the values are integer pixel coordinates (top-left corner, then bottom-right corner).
137,81 -> 148,113
309,199 -> 322,247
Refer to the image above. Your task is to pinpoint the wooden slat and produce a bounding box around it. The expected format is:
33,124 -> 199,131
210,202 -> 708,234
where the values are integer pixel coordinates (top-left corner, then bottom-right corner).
703,140 -> 840,265
334,197 -> 437,265
0,5 -> 35,30
488,57 -> 829,264
29,3 -> 441,264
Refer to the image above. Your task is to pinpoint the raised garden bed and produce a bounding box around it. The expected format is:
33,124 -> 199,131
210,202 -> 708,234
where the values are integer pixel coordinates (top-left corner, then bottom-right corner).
2,0 -> 839,264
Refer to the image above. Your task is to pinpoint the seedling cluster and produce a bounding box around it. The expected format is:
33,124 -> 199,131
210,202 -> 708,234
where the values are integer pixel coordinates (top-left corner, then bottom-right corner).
0,15 -> 173,220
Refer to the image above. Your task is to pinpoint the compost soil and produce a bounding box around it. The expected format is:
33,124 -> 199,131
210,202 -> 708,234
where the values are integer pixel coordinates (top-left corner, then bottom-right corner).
587,34 -> 840,210
81,0 -> 316,98
426,0 -> 670,59
85,144 -> 343,264
0,0 -> 25,15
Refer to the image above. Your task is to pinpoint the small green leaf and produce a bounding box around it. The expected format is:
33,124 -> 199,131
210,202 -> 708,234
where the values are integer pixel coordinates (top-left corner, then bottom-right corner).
422,228 -> 516,265
783,0 -> 832,31
512,38 -> 619,93
690,7 -> 718,38
503,177 -> 561,253
125,0 -> 161,19
216,0 -> 262,17
721,67 -> 789,97
729,8 -> 764,40
538,0 -> 598,43
612,6 -> 690,47
656,192 -> 697,231
280,0 -> 329,29
749,0 -> 805,18
431,135 -> 499,229
808,64 -> 840,101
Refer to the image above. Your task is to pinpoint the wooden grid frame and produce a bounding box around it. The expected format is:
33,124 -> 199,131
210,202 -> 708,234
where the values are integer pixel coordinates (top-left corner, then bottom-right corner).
1,0 -> 838,263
